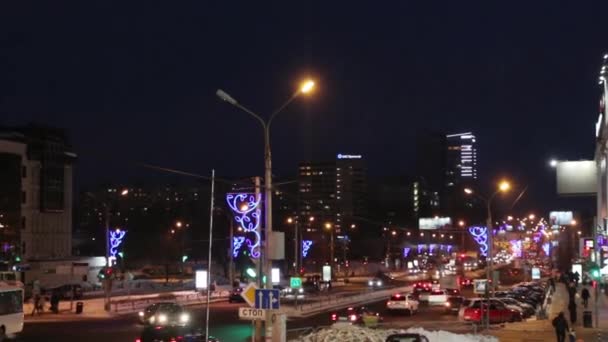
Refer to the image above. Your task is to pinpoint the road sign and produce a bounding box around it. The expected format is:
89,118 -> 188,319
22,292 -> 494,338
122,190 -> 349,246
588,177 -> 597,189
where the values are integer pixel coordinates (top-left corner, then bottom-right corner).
473,279 -> 487,294
255,289 -> 280,309
290,277 -> 302,289
238,307 -> 266,320
241,283 -> 258,307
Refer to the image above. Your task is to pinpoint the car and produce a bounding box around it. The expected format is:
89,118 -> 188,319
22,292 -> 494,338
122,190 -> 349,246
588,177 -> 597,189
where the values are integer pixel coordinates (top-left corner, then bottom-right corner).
444,296 -> 465,314
495,297 -> 534,318
426,289 -> 448,305
386,293 -> 419,315
228,288 -> 246,303
462,299 -> 514,324
280,286 -> 305,298
136,325 -> 220,342
138,302 -> 190,326
368,277 -> 384,288
330,306 -> 382,325
385,333 -> 430,342
460,278 -> 473,287
45,284 -> 83,300
444,288 -> 461,296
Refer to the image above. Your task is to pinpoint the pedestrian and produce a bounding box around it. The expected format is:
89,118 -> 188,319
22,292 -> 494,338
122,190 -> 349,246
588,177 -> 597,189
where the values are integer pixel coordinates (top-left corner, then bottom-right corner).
31,293 -> 41,316
581,287 -> 590,308
573,272 -> 580,287
568,301 -> 577,325
50,291 -> 59,314
552,312 -> 569,342
568,283 -> 576,302
549,278 -> 556,293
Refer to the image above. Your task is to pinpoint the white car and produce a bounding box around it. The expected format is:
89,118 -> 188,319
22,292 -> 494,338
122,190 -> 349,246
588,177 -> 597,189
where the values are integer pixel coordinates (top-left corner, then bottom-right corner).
386,293 -> 419,315
427,290 -> 448,305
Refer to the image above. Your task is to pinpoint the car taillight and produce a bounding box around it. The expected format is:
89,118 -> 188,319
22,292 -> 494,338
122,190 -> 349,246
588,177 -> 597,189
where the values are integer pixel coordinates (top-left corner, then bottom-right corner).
331,314 -> 337,320
350,314 -> 357,321
445,302 -> 451,307
135,339 -> 141,342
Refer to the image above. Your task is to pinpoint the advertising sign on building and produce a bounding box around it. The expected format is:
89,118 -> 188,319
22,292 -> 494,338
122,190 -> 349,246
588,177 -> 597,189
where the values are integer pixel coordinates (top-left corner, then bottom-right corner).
549,211 -> 573,228
419,217 -> 452,230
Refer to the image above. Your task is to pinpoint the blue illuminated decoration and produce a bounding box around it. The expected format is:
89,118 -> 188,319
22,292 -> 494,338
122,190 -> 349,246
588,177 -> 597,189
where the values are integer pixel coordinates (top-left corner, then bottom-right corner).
542,242 -> 550,256
439,244 -> 445,251
109,229 -> 126,258
302,240 -> 313,258
468,226 -> 488,257
429,244 -> 436,254
447,245 -> 453,253
417,244 -> 424,254
403,247 -> 411,258
232,236 -> 246,258
226,193 -> 262,258
510,239 -> 522,258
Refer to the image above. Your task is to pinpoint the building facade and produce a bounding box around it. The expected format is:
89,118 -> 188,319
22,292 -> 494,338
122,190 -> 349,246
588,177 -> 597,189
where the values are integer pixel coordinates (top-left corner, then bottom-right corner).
446,132 -> 478,187
0,125 -> 76,263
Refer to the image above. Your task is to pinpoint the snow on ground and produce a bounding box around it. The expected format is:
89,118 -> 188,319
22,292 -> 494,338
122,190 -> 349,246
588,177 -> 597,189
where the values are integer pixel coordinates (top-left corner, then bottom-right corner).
290,324 -> 498,342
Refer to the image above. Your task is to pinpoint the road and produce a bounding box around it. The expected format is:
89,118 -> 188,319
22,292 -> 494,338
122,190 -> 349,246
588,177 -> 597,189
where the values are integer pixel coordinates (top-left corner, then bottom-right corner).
21,289 -> 468,342
21,269 -> 511,341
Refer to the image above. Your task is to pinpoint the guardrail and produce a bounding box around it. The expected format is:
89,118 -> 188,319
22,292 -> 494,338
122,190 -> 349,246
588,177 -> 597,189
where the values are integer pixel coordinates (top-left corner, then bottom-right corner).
110,290 -> 230,313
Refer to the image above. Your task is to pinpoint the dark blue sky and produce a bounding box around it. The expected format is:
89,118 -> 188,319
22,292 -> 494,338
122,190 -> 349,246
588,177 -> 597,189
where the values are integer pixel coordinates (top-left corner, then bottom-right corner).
1,1 -> 605,214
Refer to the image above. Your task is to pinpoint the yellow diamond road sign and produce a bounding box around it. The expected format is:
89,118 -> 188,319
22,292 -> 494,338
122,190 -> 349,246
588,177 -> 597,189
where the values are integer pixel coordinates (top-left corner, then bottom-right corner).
241,282 -> 257,307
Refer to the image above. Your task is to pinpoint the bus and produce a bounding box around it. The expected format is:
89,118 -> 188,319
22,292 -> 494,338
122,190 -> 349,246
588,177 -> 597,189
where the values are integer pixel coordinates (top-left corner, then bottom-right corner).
0,286 -> 23,340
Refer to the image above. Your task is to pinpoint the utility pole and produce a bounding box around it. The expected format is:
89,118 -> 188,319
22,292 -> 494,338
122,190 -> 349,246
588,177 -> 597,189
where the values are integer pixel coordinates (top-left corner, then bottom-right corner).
254,177 -> 263,342
229,218 -> 234,286
204,170 -> 215,342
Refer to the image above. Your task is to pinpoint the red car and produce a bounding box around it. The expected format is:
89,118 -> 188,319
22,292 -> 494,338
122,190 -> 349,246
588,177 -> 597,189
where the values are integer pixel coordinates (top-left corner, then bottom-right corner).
463,300 -> 515,324
459,278 -> 473,287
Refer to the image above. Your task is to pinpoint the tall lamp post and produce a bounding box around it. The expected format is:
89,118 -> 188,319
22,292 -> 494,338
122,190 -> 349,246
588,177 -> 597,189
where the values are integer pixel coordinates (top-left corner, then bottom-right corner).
324,222 -> 334,278
464,180 -> 510,330
217,80 -> 315,292
287,216 -> 314,275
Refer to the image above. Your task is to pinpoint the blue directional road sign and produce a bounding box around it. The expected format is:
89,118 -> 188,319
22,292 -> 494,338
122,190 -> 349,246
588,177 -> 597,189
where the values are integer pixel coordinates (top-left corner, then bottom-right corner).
255,289 -> 280,309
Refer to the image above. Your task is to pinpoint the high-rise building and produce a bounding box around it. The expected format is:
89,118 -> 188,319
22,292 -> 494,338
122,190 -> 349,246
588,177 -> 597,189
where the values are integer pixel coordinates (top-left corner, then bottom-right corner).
297,154 -> 367,234
446,132 -> 478,187
0,125 -> 76,262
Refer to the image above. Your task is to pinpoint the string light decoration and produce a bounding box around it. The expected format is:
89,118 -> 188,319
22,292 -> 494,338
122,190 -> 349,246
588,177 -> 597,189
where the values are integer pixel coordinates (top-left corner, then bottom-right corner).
232,236 -> 246,258
226,193 -> 262,258
403,247 -> 411,258
446,245 -> 453,253
469,226 -> 488,257
302,240 -> 313,258
109,228 -> 126,260
510,239 -> 522,258
542,242 -> 550,256
417,244 -> 424,254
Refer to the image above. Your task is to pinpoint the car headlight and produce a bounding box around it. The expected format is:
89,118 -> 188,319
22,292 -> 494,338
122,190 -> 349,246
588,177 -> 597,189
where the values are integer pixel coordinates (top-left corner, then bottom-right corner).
180,313 -> 190,323
138,311 -> 144,317
158,314 -> 167,324
377,281 -> 382,286
149,316 -> 155,323
298,288 -> 304,293
368,280 -> 373,286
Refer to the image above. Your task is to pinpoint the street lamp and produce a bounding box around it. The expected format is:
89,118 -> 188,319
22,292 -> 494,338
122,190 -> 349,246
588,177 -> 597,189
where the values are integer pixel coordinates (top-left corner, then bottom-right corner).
216,79 -> 315,296
549,159 -> 558,168
464,179 -> 511,330
324,222 -> 334,277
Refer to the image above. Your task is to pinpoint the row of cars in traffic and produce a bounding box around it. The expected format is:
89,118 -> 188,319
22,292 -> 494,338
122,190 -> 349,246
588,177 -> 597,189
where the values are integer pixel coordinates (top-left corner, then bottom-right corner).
135,302 -> 219,342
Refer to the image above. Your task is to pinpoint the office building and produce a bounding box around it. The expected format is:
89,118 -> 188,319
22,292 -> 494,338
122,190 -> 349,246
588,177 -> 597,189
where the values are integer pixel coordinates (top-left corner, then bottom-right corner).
297,154 -> 367,234
446,132 -> 478,187
0,125 -> 76,262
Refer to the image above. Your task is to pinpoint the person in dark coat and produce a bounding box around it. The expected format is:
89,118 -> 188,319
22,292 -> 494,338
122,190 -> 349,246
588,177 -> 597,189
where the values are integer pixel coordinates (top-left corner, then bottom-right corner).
549,278 -> 556,293
581,287 -> 590,308
568,301 -> 577,325
50,291 -> 60,314
553,312 -> 569,342
567,283 -> 576,301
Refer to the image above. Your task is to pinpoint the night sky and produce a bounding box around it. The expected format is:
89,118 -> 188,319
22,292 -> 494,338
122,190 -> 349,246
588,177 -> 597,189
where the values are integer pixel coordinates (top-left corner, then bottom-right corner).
1,2 -> 605,214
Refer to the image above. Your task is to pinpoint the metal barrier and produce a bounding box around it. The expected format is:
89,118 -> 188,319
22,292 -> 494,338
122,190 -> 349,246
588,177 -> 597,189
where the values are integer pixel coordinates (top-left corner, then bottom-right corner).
110,290 -> 230,313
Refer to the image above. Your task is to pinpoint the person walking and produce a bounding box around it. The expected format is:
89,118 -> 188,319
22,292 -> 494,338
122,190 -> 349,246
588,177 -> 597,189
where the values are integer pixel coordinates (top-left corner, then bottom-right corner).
568,301 -> 577,325
553,312 -> 569,342
549,278 -> 556,293
31,293 -> 41,316
581,287 -> 590,308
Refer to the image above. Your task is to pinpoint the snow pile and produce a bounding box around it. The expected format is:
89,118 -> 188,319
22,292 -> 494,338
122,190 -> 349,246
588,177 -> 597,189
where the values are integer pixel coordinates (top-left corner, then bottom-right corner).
290,324 -> 498,342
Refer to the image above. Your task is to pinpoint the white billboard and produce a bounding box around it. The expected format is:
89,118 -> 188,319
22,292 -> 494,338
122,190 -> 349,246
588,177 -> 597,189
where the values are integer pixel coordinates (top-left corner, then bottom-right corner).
195,270 -> 208,289
419,217 -> 452,230
549,211 -> 573,227
556,160 -> 596,196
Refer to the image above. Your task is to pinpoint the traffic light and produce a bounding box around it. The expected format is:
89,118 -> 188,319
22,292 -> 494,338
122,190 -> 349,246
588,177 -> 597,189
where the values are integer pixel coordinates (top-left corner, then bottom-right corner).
246,268 -> 256,278
14,256 -> 21,263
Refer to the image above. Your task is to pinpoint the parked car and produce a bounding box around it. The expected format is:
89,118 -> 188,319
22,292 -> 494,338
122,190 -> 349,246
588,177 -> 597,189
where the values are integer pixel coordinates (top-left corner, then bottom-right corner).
462,299 -> 514,324
496,297 -> 534,318
228,288 -> 246,303
386,293 -> 419,315
138,302 -> 190,326
444,296 -> 465,314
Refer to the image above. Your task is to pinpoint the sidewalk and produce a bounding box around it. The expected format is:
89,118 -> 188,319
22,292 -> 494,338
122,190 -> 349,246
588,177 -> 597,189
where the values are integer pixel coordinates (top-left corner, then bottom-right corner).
490,282 -> 608,341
